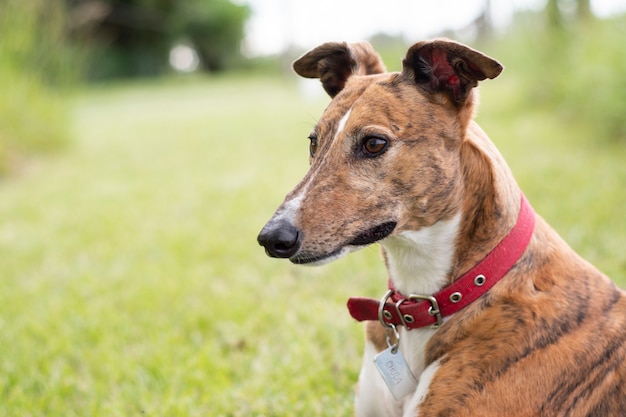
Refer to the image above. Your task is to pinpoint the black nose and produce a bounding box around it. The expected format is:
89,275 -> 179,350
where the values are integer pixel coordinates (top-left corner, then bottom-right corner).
257,220 -> 302,259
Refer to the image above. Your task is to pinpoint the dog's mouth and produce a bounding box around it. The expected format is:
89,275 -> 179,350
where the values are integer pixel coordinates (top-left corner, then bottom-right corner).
347,221 -> 397,246
290,221 -> 397,265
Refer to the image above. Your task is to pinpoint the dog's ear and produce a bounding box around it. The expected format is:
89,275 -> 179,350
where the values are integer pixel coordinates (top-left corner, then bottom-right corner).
402,39 -> 503,106
293,42 -> 386,97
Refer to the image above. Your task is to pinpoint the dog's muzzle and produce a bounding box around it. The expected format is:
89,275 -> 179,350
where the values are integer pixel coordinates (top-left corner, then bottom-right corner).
258,219 -> 398,263
257,219 -> 302,259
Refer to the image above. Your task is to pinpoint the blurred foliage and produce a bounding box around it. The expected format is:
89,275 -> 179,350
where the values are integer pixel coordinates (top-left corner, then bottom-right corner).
0,0 -> 249,175
484,12 -> 626,142
362,10 -> 626,144
368,33 -> 408,72
0,0 -> 77,175
1,1 -> 623,178
69,0 -> 250,79
170,1 -> 250,71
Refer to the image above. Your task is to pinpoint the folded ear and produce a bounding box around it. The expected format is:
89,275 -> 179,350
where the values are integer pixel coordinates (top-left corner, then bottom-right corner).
402,39 -> 503,106
293,41 -> 386,97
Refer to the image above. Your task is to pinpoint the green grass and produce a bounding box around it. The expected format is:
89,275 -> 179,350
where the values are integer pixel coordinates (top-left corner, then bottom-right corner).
0,71 -> 625,416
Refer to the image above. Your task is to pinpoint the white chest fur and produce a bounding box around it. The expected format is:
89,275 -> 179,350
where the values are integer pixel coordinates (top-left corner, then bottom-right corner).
381,214 -> 461,296
356,214 -> 460,417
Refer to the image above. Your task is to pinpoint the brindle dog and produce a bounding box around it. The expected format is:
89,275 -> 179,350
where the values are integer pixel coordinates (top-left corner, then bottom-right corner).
258,39 -> 626,417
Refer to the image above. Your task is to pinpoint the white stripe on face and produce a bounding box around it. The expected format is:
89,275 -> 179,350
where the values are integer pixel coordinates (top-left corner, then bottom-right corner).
277,107 -> 353,221
335,108 -> 352,139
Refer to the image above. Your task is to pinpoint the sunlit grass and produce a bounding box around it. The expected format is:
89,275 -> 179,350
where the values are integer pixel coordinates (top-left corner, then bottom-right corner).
0,70 -> 624,416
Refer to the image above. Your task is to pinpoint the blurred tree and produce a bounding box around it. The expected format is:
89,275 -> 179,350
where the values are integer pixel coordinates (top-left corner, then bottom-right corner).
170,1 -> 249,71
0,0 -> 76,174
576,0 -> 592,21
545,0 -> 594,30
477,0 -> 493,40
523,5 -> 625,142
67,0 -> 250,79
546,0 -> 563,29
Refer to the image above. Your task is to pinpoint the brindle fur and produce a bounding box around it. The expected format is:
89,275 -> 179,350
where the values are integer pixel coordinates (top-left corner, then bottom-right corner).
259,39 -> 626,416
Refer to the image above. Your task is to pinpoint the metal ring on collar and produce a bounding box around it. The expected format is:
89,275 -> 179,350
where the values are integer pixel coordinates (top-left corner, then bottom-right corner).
377,289 -> 395,329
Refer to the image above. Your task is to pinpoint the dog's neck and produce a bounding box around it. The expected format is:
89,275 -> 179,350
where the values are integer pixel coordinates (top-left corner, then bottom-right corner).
381,214 -> 462,296
381,121 -> 520,297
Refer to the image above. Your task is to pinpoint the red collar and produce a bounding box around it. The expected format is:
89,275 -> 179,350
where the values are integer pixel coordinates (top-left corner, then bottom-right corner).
347,193 -> 535,330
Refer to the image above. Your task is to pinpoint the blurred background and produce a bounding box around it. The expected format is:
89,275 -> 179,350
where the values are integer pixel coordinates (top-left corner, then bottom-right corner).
1,0 -> 625,415
1,0 -> 626,173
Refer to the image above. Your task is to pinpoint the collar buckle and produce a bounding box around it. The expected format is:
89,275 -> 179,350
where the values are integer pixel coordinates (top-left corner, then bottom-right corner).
407,294 -> 443,328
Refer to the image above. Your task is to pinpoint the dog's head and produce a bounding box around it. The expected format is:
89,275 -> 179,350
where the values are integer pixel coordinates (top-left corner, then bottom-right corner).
258,39 -> 502,265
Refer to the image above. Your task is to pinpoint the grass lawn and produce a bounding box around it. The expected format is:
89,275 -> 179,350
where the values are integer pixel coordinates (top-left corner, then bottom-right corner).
0,71 -> 625,416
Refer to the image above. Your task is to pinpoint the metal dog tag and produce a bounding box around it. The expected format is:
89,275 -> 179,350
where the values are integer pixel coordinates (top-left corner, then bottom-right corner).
374,346 -> 417,400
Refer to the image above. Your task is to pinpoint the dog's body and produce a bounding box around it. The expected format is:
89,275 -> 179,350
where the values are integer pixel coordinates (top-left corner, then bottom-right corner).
257,39 -> 626,416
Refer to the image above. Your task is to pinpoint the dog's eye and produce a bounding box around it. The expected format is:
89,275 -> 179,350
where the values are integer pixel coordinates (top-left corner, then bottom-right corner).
308,135 -> 318,157
362,136 -> 388,157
